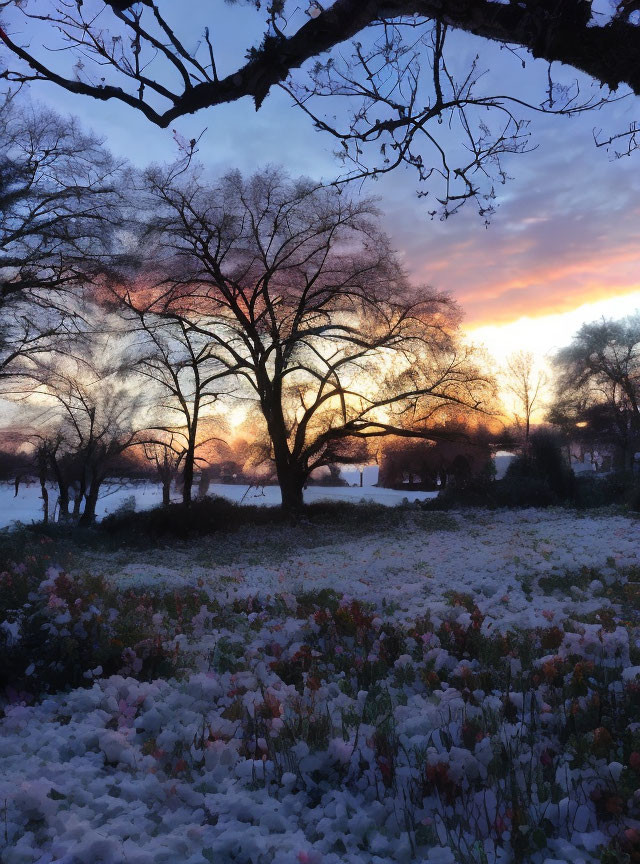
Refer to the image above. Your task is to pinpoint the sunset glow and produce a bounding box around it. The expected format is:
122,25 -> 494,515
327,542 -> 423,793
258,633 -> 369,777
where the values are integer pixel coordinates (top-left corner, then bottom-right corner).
467,289 -> 640,367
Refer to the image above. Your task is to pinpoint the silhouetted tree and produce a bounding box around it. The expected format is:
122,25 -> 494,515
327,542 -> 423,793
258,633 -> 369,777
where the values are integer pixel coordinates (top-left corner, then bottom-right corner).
19,336 -> 146,524
141,439 -> 182,507
119,305 -> 230,505
503,350 -> 547,447
503,427 -> 574,503
550,314 -> 640,469
0,91 -> 126,379
133,166 -> 493,511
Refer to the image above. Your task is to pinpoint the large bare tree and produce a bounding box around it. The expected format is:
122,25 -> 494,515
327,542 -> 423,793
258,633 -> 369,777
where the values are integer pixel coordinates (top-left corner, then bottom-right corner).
129,166 -> 493,510
1,2 -> 638,215
0,90 -> 126,379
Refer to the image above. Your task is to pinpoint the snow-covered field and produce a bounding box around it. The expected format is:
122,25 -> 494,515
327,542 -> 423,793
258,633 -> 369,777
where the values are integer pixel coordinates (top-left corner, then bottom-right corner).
0,481 -> 437,529
2,508 -> 640,863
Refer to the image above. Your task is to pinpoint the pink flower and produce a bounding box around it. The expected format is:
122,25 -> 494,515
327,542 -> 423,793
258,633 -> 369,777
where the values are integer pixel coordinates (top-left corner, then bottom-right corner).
297,852 -> 322,864
47,595 -> 66,609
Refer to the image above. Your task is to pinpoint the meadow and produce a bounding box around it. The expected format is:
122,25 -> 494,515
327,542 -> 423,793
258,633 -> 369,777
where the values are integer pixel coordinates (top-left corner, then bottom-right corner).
1,504 -> 639,864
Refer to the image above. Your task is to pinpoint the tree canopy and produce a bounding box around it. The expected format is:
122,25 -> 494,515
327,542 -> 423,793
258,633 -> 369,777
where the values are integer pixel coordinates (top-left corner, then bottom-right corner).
118,166 -> 492,509
0,92 -> 126,380
550,314 -> 640,468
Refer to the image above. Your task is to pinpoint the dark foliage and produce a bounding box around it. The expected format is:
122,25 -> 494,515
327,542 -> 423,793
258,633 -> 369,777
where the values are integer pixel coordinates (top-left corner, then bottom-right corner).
99,495 -> 428,541
573,472 -> 640,511
427,431 -> 574,509
426,433 -> 640,510
0,532 -> 180,701
503,431 -> 575,501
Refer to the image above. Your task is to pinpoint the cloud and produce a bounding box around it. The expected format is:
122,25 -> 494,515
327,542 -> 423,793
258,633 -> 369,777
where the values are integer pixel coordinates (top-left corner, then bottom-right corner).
377,74 -> 640,327
11,2 -> 640,334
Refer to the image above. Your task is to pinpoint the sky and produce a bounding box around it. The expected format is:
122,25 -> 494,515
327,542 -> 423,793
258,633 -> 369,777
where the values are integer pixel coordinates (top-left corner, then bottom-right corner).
4,0 -> 640,373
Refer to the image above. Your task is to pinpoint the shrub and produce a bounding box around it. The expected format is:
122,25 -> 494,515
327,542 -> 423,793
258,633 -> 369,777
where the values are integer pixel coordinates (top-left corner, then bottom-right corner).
504,430 -> 574,501
573,471 -> 638,509
628,482 -> 640,512
99,495 -> 437,541
113,493 -> 137,514
0,539 -> 181,701
425,431 -> 576,509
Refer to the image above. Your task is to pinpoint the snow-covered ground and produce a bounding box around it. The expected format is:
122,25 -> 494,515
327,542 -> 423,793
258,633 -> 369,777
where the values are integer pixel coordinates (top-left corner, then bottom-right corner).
0,481 -> 437,529
2,509 -> 640,864
106,508 -> 640,631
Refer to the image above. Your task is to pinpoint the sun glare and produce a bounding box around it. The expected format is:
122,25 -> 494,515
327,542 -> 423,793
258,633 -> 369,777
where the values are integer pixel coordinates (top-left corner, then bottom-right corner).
467,289 -> 640,368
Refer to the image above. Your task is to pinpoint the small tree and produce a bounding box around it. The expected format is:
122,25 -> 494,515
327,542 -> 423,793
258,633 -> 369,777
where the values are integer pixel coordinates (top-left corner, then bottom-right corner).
119,302 -> 229,506
21,337 -> 145,524
141,439 -> 182,508
135,166 -> 493,511
32,431 -> 75,520
503,350 -> 547,448
503,428 -> 574,505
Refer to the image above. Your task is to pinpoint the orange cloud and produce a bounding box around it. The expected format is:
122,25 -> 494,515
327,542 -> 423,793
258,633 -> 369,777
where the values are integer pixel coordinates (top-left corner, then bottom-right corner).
403,223 -> 640,328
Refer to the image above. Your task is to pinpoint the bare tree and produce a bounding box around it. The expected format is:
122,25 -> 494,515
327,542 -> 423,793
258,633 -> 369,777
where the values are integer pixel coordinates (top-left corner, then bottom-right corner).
0,91 -> 126,379
31,431 -> 73,521
0,303 -> 66,383
1,2 -> 637,215
10,427 -> 79,522
140,438 -> 182,507
119,307 -> 230,506
131,166 -> 493,511
503,350 -> 547,446
17,337 -> 146,524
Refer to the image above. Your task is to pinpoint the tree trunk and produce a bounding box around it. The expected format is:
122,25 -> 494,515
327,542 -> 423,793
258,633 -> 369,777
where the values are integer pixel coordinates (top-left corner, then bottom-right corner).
73,475 -> 86,518
37,452 -> 49,524
181,402 -> 200,508
272,441 -> 306,512
261,382 -> 306,512
162,475 -> 171,507
182,447 -> 194,507
278,466 -> 305,512
50,458 -> 70,520
58,486 -> 70,519
40,479 -> 49,525
79,477 -> 101,526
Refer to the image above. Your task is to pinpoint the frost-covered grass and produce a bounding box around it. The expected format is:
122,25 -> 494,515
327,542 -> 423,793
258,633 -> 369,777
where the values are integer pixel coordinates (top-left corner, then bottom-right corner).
1,509 -> 640,864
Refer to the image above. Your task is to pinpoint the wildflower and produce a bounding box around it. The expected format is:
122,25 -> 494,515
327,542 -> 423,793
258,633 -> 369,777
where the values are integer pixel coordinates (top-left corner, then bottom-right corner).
297,851 -> 322,864
540,748 -> 554,767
